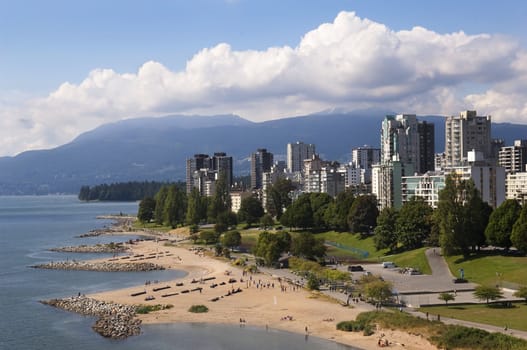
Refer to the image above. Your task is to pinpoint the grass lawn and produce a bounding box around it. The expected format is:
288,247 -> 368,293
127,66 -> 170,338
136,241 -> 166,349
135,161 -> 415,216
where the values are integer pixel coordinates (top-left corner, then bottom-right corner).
318,231 -> 388,260
444,253 -> 527,287
133,221 -> 173,232
386,247 -> 432,275
239,229 -> 259,251
419,303 -> 527,331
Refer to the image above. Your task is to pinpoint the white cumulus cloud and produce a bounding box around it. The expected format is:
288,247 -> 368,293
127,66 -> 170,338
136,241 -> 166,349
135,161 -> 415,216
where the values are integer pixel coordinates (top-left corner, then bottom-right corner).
0,11 -> 525,156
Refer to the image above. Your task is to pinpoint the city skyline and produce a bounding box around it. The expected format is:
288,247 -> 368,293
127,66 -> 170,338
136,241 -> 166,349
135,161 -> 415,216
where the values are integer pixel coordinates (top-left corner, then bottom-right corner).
1,1 -> 526,157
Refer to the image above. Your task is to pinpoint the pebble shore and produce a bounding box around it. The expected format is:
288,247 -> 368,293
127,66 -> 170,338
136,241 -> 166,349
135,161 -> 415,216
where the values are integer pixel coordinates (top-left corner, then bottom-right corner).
41,296 -> 141,339
31,261 -> 165,272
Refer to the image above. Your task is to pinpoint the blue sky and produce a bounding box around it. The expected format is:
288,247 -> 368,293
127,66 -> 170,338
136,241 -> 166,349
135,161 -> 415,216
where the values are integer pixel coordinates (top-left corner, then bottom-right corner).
0,0 -> 526,156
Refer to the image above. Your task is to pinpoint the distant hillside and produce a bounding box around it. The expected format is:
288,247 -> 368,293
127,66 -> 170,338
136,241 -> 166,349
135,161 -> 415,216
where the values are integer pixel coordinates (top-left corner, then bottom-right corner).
0,111 -> 525,195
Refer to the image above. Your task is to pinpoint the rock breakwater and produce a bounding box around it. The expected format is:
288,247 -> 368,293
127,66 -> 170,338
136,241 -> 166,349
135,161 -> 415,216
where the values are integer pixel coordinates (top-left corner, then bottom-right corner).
31,261 -> 165,272
50,243 -> 129,253
41,296 -> 141,339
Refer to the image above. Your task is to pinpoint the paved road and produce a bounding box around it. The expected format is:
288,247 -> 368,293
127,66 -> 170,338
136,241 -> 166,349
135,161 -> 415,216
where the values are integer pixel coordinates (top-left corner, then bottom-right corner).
257,248 -> 527,341
358,248 -> 478,295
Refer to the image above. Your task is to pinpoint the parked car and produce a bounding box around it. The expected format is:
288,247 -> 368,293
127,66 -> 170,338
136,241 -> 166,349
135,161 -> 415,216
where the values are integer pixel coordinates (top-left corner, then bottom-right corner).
348,265 -> 364,272
382,261 -> 396,268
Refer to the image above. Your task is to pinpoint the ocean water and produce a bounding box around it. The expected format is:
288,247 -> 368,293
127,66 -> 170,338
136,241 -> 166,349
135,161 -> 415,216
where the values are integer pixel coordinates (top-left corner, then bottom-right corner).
0,195 -> 355,350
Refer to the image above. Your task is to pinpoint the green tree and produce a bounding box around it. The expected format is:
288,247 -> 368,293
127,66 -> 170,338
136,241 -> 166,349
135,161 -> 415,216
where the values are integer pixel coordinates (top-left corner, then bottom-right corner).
259,214 -> 274,229
485,199 -> 520,249
186,188 -> 207,225
275,231 -> 292,252
221,230 -> 242,250
253,231 -> 282,266
199,230 -> 218,245
154,186 -> 168,225
265,179 -> 295,219
280,194 -> 313,229
438,292 -> 455,305
348,195 -> 378,234
373,207 -> 399,251
514,286 -> 527,302
309,192 -> 333,229
363,280 -> 393,305
290,232 -> 326,260
137,197 -> 156,223
238,196 -> 264,227
306,274 -> 320,291
163,185 -> 187,228
395,197 -> 433,250
511,204 -> 527,253
78,186 -> 90,201
208,174 -> 231,222
473,285 -> 503,304
436,175 -> 488,257
325,190 -> 355,231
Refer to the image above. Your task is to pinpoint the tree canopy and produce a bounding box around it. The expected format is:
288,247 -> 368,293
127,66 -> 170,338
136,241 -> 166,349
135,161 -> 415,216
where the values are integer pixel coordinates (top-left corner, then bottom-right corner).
237,196 -> 265,227
79,181 -> 174,201
137,197 -> 156,223
253,231 -> 291,266
485,199 -> 521,249
186,187 -> 208,225
208,174 -> 231,222
511,204 -> 527,253
221,230 -> 242,250
373,207 -> 398,251
265,179 -> 295,219
290,232 -> 326,260
395,197 -> 433,250
436,175 -> 488,257
348,195 -> 378,234
473,285 -> 503,304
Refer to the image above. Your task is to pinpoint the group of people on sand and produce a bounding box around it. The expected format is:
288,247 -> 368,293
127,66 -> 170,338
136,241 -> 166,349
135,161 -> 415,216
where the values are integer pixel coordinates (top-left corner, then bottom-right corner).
377,337 -> 390,347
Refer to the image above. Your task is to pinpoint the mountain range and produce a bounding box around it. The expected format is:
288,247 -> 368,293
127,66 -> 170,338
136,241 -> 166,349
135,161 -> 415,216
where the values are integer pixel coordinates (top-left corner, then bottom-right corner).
0,110 -> 526,195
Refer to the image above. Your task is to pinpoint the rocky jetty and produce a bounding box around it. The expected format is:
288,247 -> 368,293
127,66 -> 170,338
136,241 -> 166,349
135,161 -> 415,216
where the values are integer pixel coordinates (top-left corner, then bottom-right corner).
78,217 -> 136,238
31,261 -> 165,272
50,243 -> 129,253
41,296 -> 141,339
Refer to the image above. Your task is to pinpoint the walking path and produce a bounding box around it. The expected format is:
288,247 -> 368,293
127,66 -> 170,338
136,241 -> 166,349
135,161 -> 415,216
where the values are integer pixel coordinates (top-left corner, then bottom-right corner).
260,247 -> 527,341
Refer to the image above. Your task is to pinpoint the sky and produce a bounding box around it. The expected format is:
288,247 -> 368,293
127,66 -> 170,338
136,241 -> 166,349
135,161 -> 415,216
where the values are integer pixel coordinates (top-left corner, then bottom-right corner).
1,0 -> 526,156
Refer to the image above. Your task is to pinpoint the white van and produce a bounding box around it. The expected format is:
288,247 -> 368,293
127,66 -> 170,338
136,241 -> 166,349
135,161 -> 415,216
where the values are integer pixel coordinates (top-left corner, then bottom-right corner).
382,261 -> 396,268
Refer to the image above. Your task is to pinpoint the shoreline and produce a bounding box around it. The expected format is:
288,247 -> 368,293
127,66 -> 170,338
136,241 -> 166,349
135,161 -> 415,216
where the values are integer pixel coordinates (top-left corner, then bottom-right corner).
79,230 -> 437,350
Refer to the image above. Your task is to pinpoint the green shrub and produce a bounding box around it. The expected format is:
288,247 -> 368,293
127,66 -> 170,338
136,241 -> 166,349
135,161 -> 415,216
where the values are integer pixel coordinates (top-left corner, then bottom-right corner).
337,311 -> 527,350
136,304 -> 173,314
232,258 -> 246,266
336,321 -> 357,331
363,324 -> 374,336
188,304 -> 209,313
306,274 -> 320,291
336,317 -> 374,335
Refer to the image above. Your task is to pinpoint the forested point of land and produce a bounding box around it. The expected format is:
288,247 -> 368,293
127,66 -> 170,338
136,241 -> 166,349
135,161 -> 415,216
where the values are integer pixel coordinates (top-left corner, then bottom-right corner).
78,181 -> 182,201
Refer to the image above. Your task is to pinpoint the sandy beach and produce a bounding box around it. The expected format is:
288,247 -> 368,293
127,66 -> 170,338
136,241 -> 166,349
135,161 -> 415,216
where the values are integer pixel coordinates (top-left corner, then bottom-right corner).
89,234 -> 437,350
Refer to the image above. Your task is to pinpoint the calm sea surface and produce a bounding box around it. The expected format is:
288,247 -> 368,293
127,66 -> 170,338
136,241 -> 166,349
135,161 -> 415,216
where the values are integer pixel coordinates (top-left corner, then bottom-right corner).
0,195 -> 356,350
